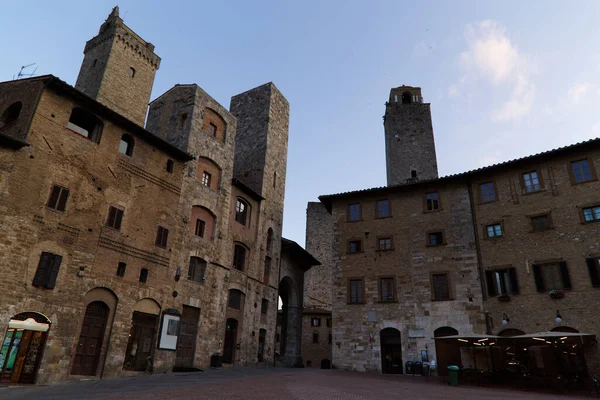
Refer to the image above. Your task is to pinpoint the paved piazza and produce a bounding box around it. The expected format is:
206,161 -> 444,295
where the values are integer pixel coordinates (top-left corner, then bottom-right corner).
0,368 -> 583,400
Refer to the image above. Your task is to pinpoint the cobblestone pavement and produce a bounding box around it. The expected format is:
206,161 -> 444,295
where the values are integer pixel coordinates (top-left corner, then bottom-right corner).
0,368 -> 585,400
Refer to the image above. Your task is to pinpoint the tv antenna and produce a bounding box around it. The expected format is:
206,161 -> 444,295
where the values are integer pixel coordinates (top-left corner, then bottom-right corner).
14,63 -> 38,80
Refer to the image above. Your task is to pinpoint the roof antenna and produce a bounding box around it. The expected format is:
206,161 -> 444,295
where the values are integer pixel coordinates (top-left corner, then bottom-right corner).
14,63 -> 38,80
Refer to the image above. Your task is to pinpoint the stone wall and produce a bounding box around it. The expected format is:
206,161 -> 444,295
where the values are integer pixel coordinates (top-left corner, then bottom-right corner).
304,202 -> 333,310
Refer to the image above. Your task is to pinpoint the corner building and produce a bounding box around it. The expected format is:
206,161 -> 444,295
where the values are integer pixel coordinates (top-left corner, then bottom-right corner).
318,85 -> 600,381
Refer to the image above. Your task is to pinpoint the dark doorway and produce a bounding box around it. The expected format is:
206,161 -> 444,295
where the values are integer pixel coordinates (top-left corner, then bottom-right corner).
223,318 -> 238,363
257,329 -> 266,362
175,306 -> 200,370
434,326 -> 460,375
380,328 -> 403,374
123,312 -> 158,371
402,92 -> 412,104
0,312 -> 50,384
71,301 -> 109,376
321,359 -> 331,369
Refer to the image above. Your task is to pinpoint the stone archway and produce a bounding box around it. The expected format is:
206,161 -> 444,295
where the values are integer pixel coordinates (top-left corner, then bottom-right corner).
434,326 -> 460,375
278,276 -> 301,367
381,328 -> 402,374
123,298 -> 161,371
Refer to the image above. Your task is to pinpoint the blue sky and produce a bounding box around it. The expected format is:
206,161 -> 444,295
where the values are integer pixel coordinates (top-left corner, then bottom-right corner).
3,1 -> 600,246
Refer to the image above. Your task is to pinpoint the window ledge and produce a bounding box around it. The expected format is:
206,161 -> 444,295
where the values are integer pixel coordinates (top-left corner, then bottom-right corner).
479,200 -> 499,205
431,298 -> 453,302
571,178 -> 598,186
346,302 -> 365,305
378,300 -> 397,304
347,251 -> 364,255
581,220 -> 600,225
374,215 -> 393,220
521,188 -> 546,196
346,219 -> 363,223
426,243 -> 447,248
376,248 -> 394,252
529,227 -> 554,233
423,209 -> 443,214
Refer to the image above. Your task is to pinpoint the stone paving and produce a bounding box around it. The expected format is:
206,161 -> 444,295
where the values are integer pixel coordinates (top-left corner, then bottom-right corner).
0,368 -> 586,400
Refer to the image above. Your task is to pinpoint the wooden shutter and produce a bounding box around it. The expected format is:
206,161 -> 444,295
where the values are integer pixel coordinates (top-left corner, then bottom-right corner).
485,271 -> 496,296
559,261 -> 571,289
508,268 -> 519,294
47,186 -> 60,209
586,258 -> 600,287
45,254 -> 62,289
532,264 -> 545,292
114,209 -> 123,230
32,252 -> 52,287
107,207 -> 116,227
56,188 -> 69,211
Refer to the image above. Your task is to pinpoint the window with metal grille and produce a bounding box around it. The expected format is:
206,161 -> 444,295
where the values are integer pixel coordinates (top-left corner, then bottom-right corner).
155,226 -> 169,248
228,289 -> 242,309
571,160 -> 592,183
233,244 -> 246,271
378,237 -> 392,251
195,219 -> 205,237
480,182 -> 496,202
32,252 -> 62,289
348,240 -> 362,253
116,262 -> 126,277
522,171 -> 541,193
425,192 -> 440,211
349,279 -> 363,304
486,223 -> 502,238
485,268 -> 519,296
139,268 -> 148,283
188,257 -> 207,283
432,273 -> 450,300
47,185 -> 70,212
532,262 -> 571,291
583,206 -> 600,223
235,198 -> 249,225
428,231 -> 444,246
376,199 -> 390,218
531,214 -> 551,231
106,206 -> 124,230
261,298 -> 268,314
348,204 -> 361,221
201,171 -> 212,187
379,277 -> 395,302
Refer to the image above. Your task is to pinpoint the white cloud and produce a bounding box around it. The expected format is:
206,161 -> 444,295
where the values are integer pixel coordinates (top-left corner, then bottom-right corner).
568,83 -> 589,103
451,20 -> 535,122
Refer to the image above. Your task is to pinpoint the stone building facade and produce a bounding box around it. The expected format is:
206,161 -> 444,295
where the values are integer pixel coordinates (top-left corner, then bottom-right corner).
0,8 -> 318,385
316,85 -> 600,378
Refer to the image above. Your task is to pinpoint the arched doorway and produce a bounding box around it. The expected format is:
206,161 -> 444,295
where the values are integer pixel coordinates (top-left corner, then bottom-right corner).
71,301 -> 109,376
223,318 -> 238,363
401,91 -> 412,104
123,298 -> 160,371
257,329 -> 266,362
434,326 -> 460,375
0,312 -> 51,384
321,359 -> 331,369
380,328 -> 402,374
498,329 -> 525,337
551,326 -> 579,333
278,276 -> 301,367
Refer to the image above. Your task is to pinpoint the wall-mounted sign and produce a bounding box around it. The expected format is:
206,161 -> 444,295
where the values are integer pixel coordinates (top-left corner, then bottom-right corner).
158,313 -> 180,350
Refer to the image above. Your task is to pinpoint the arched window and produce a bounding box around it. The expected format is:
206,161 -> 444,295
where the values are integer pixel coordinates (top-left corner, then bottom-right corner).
196,157 -> 222,190
188,256 -> 207,283
266,228 -> 274,253
235,198 -> 250,226
551,326 -> 579,333
165,159 -> 174,173
119,134 -> 134,156
434,326 -> 458,337
401,91 -> 412,104
1,102 -> 23,126
129,67 -> 136,78
190,205 -> 216,240
67,107 -> 103,143
203,108 -> 227,143
233,243 -> 248,271
228,289 -> 243,309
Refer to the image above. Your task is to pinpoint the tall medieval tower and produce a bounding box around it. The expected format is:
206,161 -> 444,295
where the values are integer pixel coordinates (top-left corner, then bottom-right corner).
75,6 -> 161,126
384,85 -> 438,186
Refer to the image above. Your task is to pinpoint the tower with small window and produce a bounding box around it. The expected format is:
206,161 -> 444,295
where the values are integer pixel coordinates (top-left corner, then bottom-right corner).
74,6 -> 161,126
383,86 -> 438,186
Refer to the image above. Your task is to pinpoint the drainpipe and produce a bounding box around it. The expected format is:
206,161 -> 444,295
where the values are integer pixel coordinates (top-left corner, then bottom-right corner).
467,182 -> 491,335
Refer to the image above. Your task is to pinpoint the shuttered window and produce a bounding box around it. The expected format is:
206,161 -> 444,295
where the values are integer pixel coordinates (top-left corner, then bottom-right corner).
32,252 -> 62,289
106,206 -> 124,230
485,268 -> 519,296
47,185 -> 70,212
349,279 -> 364,304
155,226 -> 169,248
586,258 -> 600,287
532,261 -> 571,292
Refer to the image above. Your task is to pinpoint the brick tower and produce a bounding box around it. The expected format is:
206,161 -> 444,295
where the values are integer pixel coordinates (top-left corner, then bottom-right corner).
75,6 -> 161,126
384,86 -> 438,186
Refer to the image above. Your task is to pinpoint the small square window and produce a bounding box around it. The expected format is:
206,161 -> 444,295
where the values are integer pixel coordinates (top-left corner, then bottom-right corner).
106,206 -> 124,230
571,160 -> 593,183
166,159 -> 174,173
376,200 -> 390,218
155,226 -> 169,248
480,182 -> 496,203
261,298 -> 269,314
348,204 -> 361,221
209,122 -> 217,137
378,237 -> 393,251
425,192 -> 440,211
427,231 -> 444,246
531,214 -> 551,231
522,171 -> 541,193
201,171 -> 212,187
583,206 -> 600,223
348,240 -> 362,253
312,317 -> 321,327
116,262 -> 126,277
195,219 -> 206,237
47,185 -> 70,212
139,268 -> 148,283
486,223 -> 503,238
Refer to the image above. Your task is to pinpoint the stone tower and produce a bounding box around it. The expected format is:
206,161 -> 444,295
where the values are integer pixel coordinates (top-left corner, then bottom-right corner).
384,85 -> 438,186
75,6 -> 161,126
304,202 -> 333,311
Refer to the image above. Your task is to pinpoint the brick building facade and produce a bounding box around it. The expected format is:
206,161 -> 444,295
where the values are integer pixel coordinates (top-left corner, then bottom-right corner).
0,7 -> 318,384
317,85 -> 600,379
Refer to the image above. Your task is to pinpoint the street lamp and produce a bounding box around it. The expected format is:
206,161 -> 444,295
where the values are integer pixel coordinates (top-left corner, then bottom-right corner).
555,310 -> 562,324
501,313 -> 510,325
